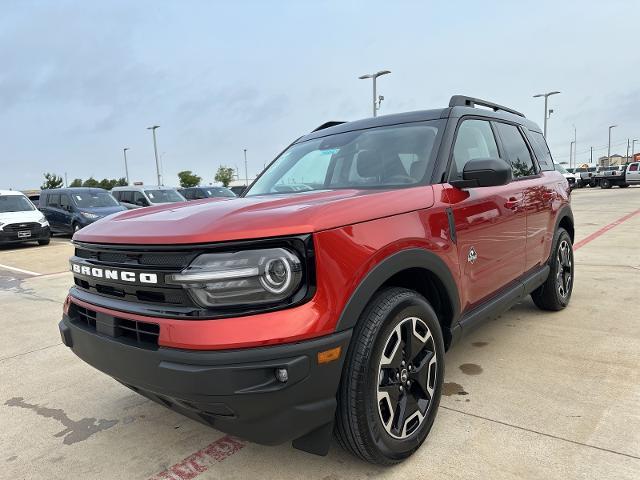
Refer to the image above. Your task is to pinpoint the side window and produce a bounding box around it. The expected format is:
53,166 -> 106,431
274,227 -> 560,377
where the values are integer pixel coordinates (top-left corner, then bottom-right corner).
451,120 -> 499,180
121,191 -> 134,203
112,191 -> 121,201
182,190 -> 193,200
48,194 -> 60,208
528,131 -> 554,171
194,190 -> 206,199
60,195 -> 71,210
629,163 -> 638,172
494,123 -> 536,178
133,192 -> 148,206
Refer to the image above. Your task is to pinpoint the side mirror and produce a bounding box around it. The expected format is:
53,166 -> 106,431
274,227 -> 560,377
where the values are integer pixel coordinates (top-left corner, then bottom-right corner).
451,158 -> 513,188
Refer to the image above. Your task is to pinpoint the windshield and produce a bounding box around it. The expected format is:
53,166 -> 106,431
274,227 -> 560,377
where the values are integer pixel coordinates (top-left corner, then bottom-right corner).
145,189 -> 185,203
246,121 -> 443,196
204,188 -> 236,198
72,191 -> 119,208
0,195 -> 35,212
554,164 -> 569,174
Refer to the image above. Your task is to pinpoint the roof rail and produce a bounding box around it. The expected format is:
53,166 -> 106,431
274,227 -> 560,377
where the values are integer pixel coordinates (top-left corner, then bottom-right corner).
311,121 -> 346,132
449,95 -> 525,118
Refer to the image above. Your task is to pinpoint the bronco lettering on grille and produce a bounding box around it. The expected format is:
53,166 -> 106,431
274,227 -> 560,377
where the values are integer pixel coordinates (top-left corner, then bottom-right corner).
71,263 -> 158,284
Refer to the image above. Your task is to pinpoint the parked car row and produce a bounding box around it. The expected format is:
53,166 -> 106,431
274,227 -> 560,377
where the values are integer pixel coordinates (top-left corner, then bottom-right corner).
565,163 -> 640,188
1,184 -> 238,247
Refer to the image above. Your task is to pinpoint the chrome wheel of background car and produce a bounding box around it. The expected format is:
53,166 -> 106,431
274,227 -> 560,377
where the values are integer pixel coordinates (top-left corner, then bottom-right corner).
556,239 -> 572,298
377,317 -> 437,439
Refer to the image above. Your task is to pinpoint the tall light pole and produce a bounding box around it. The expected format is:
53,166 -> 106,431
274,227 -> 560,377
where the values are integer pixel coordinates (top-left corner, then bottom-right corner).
570,141 -> 575,169
533,91 -> 561,138
243,148 -> 248,186
632,139 -> 638,161
607,125 -> 617,167
359,70 -> 391,117
123,148 -> 130,185
572,124 -> 577,167
147,125 -> 162,185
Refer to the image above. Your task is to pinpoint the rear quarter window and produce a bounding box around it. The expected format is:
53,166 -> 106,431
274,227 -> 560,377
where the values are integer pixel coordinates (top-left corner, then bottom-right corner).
527,130 -> 555,171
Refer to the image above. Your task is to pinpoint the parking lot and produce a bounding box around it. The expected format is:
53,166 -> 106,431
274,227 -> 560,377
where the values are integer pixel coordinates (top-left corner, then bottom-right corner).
0,187 -> 639,480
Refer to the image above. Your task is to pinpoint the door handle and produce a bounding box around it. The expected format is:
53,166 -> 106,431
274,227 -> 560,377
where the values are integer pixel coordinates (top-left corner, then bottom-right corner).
504,197 -> 519,210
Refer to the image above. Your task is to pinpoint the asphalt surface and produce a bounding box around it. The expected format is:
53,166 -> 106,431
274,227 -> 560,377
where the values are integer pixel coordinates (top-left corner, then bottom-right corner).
1,187 -> 639,479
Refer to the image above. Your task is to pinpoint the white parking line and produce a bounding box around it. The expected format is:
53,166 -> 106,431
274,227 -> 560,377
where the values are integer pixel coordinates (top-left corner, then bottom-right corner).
0,263 -> 41,276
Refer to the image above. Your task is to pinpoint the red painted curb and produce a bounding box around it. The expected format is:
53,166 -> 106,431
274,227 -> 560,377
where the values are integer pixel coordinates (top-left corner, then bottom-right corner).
573,208 -> 640,250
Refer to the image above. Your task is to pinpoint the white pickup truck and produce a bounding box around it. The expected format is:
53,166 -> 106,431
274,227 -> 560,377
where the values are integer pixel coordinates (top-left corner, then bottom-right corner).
595,162 -> 640,188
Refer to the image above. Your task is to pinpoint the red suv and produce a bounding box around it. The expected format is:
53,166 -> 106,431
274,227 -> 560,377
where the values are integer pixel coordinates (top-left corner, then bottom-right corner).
59,96 -> 574,464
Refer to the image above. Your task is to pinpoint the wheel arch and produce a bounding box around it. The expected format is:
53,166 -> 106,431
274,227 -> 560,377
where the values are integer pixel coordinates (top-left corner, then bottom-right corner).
335,249 -> 460,350
555,206 -> 574,243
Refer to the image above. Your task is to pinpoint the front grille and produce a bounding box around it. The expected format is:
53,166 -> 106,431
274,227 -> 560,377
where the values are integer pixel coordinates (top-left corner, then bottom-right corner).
70,304 -> 160,348
4,222 -> 41,232
71,244 -> 196,308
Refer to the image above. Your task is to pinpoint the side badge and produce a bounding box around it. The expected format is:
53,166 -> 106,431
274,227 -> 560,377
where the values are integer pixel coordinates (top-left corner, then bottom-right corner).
468,247 -> 478,264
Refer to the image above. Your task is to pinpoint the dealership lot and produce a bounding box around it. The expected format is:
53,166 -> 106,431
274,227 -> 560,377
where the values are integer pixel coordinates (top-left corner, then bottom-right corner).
1,188 -> 639,479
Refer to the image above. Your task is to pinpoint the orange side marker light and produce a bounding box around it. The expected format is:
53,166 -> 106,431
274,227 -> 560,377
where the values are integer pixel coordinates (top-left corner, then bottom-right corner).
317,346 -> 342,364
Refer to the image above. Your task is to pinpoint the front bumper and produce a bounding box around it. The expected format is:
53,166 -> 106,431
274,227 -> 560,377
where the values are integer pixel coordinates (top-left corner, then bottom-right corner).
0,226 -> 50,244
59,312 -> 351,446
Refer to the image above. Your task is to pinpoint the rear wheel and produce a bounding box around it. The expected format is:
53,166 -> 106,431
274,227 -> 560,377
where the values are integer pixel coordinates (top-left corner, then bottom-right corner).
335,288 -> 444,465
600,178 -> 612,189
531,228 -> 573,311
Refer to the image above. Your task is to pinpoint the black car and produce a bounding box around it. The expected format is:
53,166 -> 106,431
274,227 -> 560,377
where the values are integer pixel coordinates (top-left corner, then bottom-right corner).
179,186 -> 237,201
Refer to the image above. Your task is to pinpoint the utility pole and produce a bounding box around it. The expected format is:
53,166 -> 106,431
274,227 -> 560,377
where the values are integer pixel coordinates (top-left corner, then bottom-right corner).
533,91 -> 561,138
626,139 -> 630,164
123,148 -> 130,185
64,172 -> 68,187
632,139 -> 638,161
590,146 -> 593,165
147,125 -> 162,185
607,125 -> 617,167
572,125 -> 577,167
570,141 -> 575,169
243,149 -> 248,187
358,70 -> 391,117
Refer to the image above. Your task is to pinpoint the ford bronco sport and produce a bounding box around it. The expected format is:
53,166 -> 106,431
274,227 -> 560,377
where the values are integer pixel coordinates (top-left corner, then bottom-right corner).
59,96 -> 574,465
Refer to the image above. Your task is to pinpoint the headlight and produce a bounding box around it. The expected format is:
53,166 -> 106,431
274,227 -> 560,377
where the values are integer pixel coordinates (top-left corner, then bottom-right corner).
169,248 -> 303,308
80,212 -> 99,219
0,222 -> 4,231
37,215 -> 48,225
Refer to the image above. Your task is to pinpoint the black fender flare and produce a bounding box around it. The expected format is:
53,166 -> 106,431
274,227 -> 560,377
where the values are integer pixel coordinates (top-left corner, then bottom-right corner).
334,248 -> 461,333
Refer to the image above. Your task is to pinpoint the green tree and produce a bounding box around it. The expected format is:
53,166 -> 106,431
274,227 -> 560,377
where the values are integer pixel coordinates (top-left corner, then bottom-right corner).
214,166 -> 235,187
115,177 -> 128,187
177,170 -> 202,188
99,178 -> 117,190
41,173 -> 64,190
82,177 -> 100,188
69,178 -> 83,187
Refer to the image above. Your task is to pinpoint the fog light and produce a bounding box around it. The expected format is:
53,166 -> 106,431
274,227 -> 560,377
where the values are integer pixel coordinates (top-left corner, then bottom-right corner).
275,368 -> 288,383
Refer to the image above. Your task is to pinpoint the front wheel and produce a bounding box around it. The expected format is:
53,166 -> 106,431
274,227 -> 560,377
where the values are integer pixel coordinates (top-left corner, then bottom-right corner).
335,288 -> 445,465
531,228 -> 573,311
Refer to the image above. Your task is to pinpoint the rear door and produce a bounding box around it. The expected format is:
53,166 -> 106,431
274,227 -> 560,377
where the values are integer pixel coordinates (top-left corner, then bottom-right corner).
45,193 -> 61,231
494,122 -> 554,272
446,118 -> 527,311
627,162 -> 640,184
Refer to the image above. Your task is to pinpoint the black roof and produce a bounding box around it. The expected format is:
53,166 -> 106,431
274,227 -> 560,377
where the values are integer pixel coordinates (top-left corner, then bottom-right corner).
297,95 -> 541,144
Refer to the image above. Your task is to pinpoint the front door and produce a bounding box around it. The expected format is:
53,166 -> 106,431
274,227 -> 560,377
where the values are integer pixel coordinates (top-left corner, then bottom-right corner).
445,118 -> 526,312
627,162 -> 640,184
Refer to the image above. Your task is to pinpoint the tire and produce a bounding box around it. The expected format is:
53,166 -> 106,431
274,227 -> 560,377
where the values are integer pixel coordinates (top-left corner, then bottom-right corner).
600,178 -> 611,189
335,287 -> 445,465
38,238 -> 50,246
531,228 -> 573,311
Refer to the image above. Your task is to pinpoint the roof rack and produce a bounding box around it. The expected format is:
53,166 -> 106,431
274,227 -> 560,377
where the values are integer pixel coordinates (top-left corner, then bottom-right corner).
449,95 -> 525,118
311,121 -> 346,132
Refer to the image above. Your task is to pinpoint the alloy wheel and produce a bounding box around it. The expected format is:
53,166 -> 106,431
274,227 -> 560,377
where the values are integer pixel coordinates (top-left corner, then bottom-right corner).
377,317 -> 437,439
556,239 -> 572,298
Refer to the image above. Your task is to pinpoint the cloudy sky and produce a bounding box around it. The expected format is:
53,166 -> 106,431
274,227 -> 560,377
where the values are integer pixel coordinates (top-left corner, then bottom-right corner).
2,0 -> 639,190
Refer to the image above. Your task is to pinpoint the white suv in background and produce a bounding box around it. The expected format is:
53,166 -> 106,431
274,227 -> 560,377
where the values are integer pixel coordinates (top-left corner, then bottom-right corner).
0,190 -> 51,246
111,185 -> 186,209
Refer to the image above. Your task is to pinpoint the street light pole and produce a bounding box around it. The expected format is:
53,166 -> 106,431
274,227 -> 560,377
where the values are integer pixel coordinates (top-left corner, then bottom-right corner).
533,91 -> 561,138
573,125 -> 577,167
632,139 -> 638,161
607,125 -> 617,167
147,125 -> 162,185
570,141 -> 575,169
359,70 -> 391,117
243,149 -> 248,187
123,148 -> 130,185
